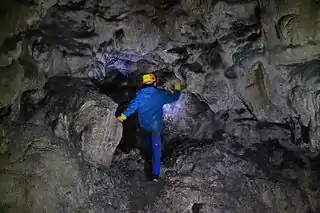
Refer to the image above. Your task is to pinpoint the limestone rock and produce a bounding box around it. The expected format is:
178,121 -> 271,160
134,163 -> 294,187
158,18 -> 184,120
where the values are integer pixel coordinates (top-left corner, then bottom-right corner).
0,0 -> 320,212
39,76 -> 122,167
261,0 -> 320,48
288,60 -> 320,151
0,121 -> 87,213
0,0 -> 57,46
0,61 -> 24,109
156,138 -> 318,213
163,92 -> 216,141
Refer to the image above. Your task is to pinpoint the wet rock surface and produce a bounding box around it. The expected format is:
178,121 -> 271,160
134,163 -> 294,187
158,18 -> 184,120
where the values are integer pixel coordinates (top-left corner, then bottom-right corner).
0,0 -> 320,212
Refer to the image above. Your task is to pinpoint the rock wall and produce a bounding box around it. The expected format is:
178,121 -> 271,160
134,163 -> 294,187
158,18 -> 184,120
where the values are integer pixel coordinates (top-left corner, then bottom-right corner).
0,0 -> 320,212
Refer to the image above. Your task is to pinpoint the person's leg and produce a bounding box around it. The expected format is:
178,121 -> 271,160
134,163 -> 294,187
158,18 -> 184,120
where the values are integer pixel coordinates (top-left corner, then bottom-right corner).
140,130 -> 152,180
151,132 -> 161,180
143,131 -> 152,161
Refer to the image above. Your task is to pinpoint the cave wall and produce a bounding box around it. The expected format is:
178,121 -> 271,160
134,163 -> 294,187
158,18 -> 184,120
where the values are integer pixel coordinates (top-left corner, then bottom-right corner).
0,0 -> 320,212
0,0 -> 319,150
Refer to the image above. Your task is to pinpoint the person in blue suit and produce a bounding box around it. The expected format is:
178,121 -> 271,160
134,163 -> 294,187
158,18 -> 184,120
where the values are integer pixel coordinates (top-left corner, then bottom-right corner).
117,73 -> 181,182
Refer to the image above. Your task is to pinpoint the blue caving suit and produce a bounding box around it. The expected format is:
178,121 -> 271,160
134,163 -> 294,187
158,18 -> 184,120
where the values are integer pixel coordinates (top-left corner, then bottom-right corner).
123,85 -> 181,176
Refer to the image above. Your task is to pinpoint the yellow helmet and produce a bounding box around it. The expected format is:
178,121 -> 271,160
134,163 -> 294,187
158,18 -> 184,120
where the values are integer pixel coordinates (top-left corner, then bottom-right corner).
142,73 -> 156,84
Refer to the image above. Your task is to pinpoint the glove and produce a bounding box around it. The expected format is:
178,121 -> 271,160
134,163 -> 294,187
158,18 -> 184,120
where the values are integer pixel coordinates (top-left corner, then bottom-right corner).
174,82 -> 181,91
117,113 -> 127,122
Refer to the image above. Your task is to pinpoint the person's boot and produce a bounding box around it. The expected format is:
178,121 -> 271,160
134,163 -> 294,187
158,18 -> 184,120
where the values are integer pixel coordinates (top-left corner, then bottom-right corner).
152,174 -> 159,182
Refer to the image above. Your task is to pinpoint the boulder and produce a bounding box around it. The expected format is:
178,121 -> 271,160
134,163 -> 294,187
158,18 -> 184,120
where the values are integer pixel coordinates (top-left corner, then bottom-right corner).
0,121 -> 87,213
22,76 -> 123,167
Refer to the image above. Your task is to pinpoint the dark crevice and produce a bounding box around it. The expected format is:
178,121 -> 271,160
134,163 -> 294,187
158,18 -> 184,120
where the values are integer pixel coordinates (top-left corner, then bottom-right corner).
187,40 -> 220,51
96,72 -> 140,104
288,118 -> 297,145
247,32 -> 261,42
235,108 -> 246,114
233,47 -> 265,66
0,35 -> 22,53
233,117 -> 258,122
0,106 -> 12,119
114,29 -> 125,41
255,121 -> 291,130
275,24 -> 281,39
54,0 -> 87,12
212,129 -> 225,141
167,46 -> 188,56
231,23 -> 260,37
154,0 -> 181,10
220,112 -> 229,121
224,66 -> 237,79
192,203 -> 203,213
301,123 -> 310,144
181,62 -> 204,73
254,2 -> 262,28
201,50 -> 222,68
237,95 -> 257,120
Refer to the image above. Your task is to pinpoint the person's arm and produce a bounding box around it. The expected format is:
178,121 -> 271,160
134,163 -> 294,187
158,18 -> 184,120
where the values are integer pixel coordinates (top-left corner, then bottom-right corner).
123,96 -> 139,117
117,95 -> 139,122
163,91 -> 181,104
163,82 -> 182,104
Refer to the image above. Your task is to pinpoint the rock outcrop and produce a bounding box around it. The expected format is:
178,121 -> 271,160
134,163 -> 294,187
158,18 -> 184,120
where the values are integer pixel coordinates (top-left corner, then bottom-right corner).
20,76 -> 123,167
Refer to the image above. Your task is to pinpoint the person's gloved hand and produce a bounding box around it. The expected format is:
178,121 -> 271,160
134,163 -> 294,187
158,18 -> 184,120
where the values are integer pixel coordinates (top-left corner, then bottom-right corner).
174,82 -> 181,91
117,113 -> 127,122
